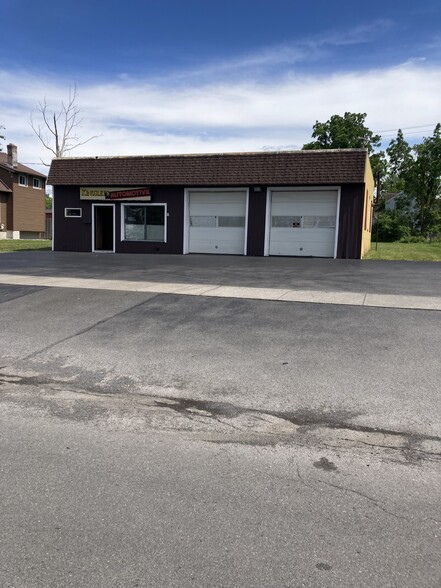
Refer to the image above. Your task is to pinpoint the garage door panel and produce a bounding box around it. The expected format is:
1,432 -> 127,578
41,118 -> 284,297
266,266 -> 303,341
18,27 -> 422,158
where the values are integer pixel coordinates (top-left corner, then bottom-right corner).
189,191 -> 247,255
273,202 -> 337,216
190,228 -> 246,254
270,238 -> 334,257
270,229 -> 335,256
269,190 -> 338,258
272,191 -> 336,204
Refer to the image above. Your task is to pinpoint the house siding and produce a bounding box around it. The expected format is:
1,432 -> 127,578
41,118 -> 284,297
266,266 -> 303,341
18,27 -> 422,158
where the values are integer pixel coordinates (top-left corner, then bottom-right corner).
0,194 -> 9,228
337,184 -> 365,259
54,186 -> 186,253
361,153 -> 375,258
246,187 -> 267,256
53,187 -> 92,251
54,182 -> 368,259
12,181 -> 45,233
0,163 -> 46,233
0,167 -> 13,229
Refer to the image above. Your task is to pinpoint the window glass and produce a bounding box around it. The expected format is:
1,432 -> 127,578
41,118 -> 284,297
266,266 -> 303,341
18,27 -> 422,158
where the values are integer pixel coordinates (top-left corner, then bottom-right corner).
65,208 -> 82,217
218,216 -> 245,228
33,178 -> 41,189
190,216 -> 216,228
19,174 -> 28,186
272,216 -> 301,228
272,215 -> 336,229
123,205 -> 165,241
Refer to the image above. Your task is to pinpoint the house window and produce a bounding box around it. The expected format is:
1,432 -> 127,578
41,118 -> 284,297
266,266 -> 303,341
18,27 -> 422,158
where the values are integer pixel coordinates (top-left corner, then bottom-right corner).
33,178 -> 42,189
65,208 -> 82,218
18,174 -> 28,187
122,204 -> 166,242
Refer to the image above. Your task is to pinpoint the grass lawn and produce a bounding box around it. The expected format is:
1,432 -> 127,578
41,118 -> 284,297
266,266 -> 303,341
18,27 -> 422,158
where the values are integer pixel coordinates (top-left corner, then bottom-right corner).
0,240 -> 52,253
365,241 -> 441,261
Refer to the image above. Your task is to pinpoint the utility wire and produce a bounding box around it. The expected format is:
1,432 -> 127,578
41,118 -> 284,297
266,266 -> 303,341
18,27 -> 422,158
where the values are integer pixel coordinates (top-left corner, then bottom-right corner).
380,130 -> 437,139
375,123 -> 438,133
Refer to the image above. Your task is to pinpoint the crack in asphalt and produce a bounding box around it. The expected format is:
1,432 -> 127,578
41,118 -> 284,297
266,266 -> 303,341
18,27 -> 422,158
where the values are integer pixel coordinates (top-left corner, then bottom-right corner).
0,295 -> 159,368
295,466 -> 414,523
0,373 -> 440,460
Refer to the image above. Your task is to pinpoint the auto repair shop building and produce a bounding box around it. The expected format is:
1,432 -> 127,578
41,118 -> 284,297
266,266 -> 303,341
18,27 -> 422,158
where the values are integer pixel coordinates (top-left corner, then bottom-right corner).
48,149 -> 374,259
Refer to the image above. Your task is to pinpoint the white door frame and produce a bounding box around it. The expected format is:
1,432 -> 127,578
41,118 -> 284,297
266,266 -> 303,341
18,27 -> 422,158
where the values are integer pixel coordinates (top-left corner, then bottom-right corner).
264,186 -> 341,258
183,188 -> 249,255
92,203 -> 115,253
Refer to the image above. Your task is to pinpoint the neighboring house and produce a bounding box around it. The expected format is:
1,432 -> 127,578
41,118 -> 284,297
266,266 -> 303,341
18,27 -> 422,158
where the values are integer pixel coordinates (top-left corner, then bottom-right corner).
0,144 -> 46,239
384,191 -> 417,214
384,192 -> 401,211
48,148 -> 374,259
45,208 -> 52,239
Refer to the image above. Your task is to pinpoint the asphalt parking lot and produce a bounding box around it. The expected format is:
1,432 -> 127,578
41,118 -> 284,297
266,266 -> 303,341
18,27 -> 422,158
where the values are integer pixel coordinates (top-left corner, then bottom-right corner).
0,252 -> 440,437
0,250 -> 441,295
1,252 -> 440,587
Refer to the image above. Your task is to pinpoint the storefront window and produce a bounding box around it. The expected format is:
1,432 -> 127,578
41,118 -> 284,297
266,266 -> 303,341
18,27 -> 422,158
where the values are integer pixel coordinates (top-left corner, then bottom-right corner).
123,205 -> 166,242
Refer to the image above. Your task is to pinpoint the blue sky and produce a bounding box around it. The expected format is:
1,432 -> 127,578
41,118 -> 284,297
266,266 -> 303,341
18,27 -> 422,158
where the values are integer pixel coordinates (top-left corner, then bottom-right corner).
1,0 -> 440,172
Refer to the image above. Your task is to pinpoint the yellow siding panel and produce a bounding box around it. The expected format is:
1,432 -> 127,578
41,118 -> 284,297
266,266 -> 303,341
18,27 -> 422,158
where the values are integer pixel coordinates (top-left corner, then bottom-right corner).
361,153 -> 375,258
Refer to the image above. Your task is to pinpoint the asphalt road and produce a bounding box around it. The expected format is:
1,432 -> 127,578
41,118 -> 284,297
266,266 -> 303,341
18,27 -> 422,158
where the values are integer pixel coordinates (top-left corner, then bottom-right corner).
1,264 -> 440,587
1,404 -> 440,588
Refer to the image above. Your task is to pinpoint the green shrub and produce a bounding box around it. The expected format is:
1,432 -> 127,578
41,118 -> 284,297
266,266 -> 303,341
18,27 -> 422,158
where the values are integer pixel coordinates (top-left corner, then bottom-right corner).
373,211 -> 411,242
399,235 -> 427,243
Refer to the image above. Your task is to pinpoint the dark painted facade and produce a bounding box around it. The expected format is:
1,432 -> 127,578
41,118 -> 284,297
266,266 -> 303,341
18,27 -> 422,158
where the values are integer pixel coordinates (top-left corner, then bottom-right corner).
53,182 -> 367,258
49,149 -> 373,259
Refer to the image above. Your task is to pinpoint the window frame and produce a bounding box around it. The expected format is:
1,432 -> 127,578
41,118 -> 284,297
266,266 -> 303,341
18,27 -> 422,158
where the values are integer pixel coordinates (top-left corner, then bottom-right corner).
18,174 -> 28,187
120,203 -> 167,243
33,177 -> 42,190
65,208 -> 83,218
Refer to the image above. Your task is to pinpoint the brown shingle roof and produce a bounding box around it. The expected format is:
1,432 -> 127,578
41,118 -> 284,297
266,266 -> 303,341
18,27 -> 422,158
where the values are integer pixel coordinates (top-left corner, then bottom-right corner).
48,149 -> 368,186
0,153 -> 47,178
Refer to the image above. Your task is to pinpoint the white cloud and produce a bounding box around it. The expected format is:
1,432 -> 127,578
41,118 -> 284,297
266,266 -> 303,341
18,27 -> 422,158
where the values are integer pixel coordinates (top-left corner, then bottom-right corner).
1,61 -> 440,180
169,19 -> 394,80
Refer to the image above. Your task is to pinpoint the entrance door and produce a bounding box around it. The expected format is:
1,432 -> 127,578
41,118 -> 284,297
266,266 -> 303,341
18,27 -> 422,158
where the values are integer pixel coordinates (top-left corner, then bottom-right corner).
93,204 -> 115,252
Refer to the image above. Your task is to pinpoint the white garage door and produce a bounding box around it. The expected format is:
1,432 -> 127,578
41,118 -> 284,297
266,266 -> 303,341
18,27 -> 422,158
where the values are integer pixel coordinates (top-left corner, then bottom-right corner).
269,190 -> 338,257
189,191 -> 247,255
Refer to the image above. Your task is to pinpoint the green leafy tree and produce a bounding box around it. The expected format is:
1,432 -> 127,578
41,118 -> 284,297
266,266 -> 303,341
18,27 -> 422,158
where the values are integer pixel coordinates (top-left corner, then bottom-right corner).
384,129 -> 412,193
303,112 -> 384,176
369,151 -> 388,179
403,124 -> 441,234
45,194 -> 53,209
303,112 -> 381,153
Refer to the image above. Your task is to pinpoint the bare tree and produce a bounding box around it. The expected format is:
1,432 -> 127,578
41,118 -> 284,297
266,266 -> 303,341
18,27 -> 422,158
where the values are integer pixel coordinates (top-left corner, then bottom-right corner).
30,85 -> 98,164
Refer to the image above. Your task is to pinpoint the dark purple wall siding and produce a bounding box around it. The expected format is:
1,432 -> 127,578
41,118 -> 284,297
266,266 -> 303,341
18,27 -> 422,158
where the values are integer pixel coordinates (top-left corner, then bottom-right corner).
54,183 -> 365,259
246,187 -> 267,256
54,186 -> 185,254
54,186 -> 92,252
337,184 -> 364,259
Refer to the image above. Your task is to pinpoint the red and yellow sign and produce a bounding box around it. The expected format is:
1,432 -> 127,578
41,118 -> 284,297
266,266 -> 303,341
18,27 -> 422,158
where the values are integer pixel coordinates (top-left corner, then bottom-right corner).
80,187 -> 151,201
